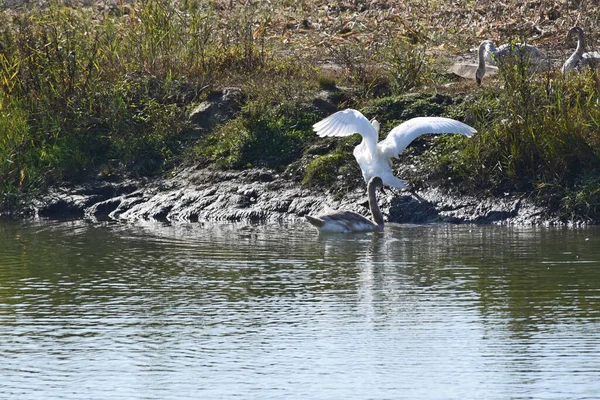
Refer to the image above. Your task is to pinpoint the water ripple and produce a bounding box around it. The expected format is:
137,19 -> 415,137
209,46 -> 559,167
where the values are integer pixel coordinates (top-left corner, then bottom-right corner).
1,220 -> 600,399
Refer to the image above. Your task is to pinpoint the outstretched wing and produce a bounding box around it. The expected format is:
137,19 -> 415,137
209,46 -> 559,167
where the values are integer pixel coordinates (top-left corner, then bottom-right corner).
313,109 -> 379,156
379,117 -> 476,159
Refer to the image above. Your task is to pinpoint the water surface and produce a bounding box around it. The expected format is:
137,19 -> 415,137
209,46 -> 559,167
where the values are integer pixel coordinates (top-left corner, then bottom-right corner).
1,219 -> 600,399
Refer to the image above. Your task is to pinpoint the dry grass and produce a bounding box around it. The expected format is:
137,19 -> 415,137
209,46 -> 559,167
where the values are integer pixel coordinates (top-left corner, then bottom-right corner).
205,0 -> 600,68
6,0 -> 599,63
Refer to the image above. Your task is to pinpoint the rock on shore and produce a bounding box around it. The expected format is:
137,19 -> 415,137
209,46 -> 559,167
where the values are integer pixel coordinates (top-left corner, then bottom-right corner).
27,166 -> 555,225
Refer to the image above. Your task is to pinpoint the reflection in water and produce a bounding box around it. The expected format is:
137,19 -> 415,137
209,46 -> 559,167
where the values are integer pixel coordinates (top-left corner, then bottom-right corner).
1,219 -> 600,399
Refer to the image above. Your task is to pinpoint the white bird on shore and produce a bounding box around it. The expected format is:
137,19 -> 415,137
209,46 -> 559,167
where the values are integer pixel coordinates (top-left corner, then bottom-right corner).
306,176 -> 385,233
562,27 -> 600,74
476,40 -> 549,85
483,41 -> 547,66
312,109 -> 477,189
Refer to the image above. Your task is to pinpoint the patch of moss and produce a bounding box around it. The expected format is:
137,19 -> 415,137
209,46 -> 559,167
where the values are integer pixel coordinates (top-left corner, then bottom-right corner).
192,104 -> 321,171
302,152 -> 348,187
301,148 -> 362,189
318,75 -> 337,91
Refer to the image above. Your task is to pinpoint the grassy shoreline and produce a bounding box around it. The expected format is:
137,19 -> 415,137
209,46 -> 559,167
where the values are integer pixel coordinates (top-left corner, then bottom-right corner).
1,1 -> 600,222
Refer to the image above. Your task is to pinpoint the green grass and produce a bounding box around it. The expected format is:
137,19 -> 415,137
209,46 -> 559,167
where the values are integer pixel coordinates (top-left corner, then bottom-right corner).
0,0 -> 318,202
423,66 -> 600,222
189,103 -> 320,170
302,148 -> 360,187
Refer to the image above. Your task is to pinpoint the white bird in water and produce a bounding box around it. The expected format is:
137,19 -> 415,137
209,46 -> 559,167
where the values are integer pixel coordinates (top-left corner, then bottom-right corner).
476,40 -> 549,85
312,109 -> 477,189
562,27 -> 600,74
306,176 -> 385,233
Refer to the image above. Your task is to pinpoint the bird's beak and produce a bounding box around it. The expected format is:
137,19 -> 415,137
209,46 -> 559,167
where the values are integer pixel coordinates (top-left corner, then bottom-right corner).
379,186 -> 387,195
476,76 -> 481,86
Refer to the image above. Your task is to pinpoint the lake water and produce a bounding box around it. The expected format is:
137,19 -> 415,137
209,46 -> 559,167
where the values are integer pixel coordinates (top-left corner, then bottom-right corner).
1,219 -> 600,399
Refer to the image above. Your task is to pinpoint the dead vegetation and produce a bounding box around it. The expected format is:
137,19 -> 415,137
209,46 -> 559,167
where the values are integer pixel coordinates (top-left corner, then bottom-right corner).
206,0 -> 600,69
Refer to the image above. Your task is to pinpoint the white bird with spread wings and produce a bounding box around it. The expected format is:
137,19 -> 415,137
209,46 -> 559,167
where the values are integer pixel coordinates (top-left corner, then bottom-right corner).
312,109 -> 477,189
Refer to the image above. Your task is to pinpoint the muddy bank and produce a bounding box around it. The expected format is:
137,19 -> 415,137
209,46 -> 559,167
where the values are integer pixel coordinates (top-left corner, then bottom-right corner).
21,166 -> 557,226
0,87 -> 568,226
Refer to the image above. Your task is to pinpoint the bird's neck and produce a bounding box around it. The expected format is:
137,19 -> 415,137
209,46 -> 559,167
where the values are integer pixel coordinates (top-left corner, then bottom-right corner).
478,43 -> 487,69
368,183 -> 384,228
575,31 -> 586,56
